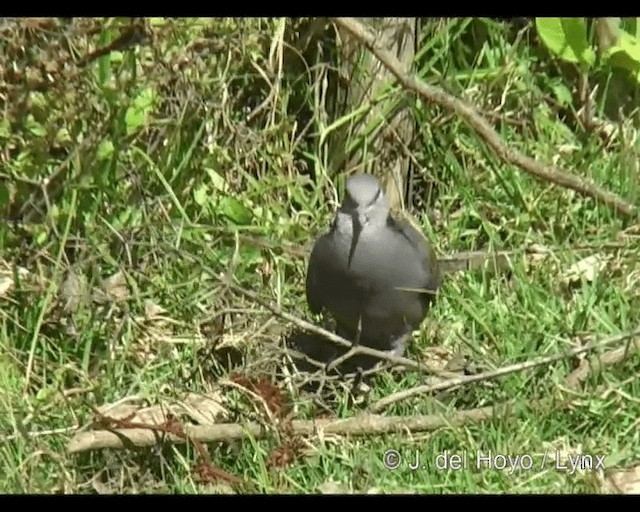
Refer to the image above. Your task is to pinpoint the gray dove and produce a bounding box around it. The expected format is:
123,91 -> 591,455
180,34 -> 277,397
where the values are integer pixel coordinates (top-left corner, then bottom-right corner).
305,173 -> 441,362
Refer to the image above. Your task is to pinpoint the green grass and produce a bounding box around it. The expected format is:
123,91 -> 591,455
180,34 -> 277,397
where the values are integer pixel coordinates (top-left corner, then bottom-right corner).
1,17 -> 639,494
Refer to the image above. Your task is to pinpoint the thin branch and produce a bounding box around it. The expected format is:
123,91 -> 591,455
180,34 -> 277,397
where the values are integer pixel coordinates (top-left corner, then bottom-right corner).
562,335 -> 640,392
332,17 -> 637,218
369,329 -> 640,413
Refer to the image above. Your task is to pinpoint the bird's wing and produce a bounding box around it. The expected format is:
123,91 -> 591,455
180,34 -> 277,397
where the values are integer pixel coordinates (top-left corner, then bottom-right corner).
305,232 -> 333,315
387,209 -> 442,290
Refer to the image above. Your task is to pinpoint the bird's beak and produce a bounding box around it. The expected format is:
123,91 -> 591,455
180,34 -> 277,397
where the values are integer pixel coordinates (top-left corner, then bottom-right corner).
347,212 -> 366,268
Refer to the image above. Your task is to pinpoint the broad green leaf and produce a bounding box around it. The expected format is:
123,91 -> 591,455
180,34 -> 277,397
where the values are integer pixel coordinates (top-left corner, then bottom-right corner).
125,107 -> 144,135
30,92 -> 47,109
134,87 -> 156,109
97,139 -> 115,161
550,82 -> 573,107
0,119 -> 10,138
622,17 -> 640,39
606,31 -> 640,81
616,31 -> 640,62
607,50 -> 640,82
125,87 -> 157,135
25,115 -> 46,137
110,51 -> 124,64
194,185 -> 209,206
535,17 -> 595,67
205,168 -> 228,191
36,230 -> 47,246
219,196 -> 253,225
55,127 -> 72,145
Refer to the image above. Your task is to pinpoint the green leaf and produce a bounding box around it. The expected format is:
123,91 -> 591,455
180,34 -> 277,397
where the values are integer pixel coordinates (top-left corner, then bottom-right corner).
205,168 -> 229,192
110,51 -> 124,64
219,196 -> 253,225
125,87 -> 156,135
97,139 -> 115,161
622,17 -> 640,39
25,115 -> 46,137
607,48 -> 640,77
149,18 -> 168,27
615,31 -> 640,62
0,183 -> 9,206
535,17 -> 595,67
0,119 -> 11,138
606,31 -> 640,81
36,230 -> 47,246
550,81 -> 573,107
55,127 -> 72,145
194,185 -> 209,206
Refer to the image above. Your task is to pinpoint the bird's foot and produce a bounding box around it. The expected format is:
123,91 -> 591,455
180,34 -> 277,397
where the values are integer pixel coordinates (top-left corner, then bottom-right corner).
388,335 -> 408,358
352,317 -> 363,347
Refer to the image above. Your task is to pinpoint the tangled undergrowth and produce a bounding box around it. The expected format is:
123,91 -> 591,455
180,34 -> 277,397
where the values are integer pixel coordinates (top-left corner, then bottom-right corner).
1,17 -> 640,494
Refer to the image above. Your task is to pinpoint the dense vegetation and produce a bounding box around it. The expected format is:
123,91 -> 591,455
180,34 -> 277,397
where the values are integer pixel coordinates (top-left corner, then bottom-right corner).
1,17 -> 639,494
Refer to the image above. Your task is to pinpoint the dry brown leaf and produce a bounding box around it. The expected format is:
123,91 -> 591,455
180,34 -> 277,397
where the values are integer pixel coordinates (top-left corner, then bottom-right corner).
443,354 -> 468,373
557,143 -> 580,155
174,392 -> 229,425
526,243 -> 553,265
59,268 -> 90,313
366,487 -> 414,494
624,269 -> 640,294
144,300 -> 167,320
96,270 -> 130,303
563,357 -> 591,391
601,465 -> 640,494
200,483 -> 236,494
97,400 -> 169,426
317,481 -> 350,494
417,344 -> 459,372
562,254 -> 610,285
94,392 -> 229,429
0,262 -> 29,298
91,476 -> 114,495
0,275 -> 14,298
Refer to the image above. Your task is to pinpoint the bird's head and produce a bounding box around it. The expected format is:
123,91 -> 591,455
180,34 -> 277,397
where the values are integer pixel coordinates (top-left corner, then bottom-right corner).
338,174 -> 390,268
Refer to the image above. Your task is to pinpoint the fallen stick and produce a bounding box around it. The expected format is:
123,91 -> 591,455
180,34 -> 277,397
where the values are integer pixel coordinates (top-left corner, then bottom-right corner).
67,405 -> 501,454
331,17 -> 637,218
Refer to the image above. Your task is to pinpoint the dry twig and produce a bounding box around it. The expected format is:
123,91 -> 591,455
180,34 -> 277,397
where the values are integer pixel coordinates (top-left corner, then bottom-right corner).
88,407 -> 244,486
369,329 -> 640,412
